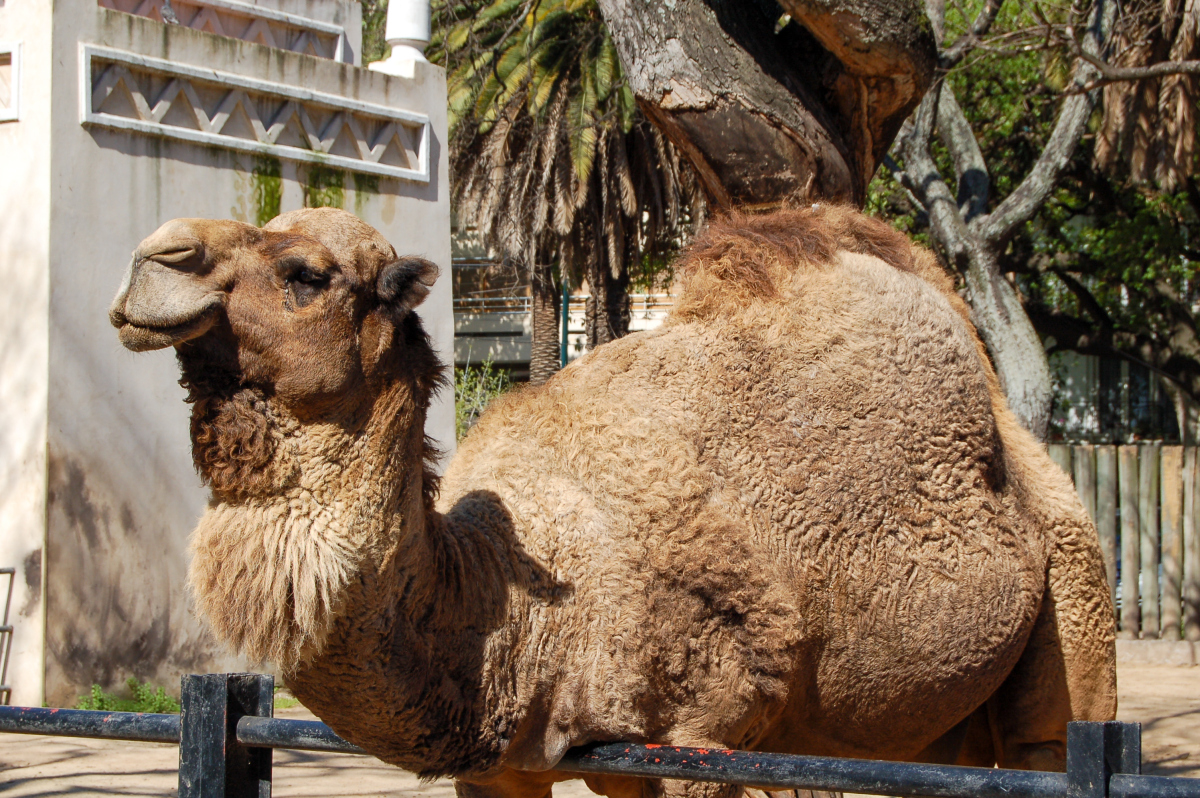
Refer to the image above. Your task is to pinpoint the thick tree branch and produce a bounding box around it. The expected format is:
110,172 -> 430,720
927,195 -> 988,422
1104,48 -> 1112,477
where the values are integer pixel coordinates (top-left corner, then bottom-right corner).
895,83 -> 973,263
935,88 -> 989,221
971,0 -> 1115,245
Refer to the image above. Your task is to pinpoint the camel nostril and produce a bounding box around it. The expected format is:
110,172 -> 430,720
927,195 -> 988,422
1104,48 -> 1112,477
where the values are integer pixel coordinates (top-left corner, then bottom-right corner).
145,245 -> 203,268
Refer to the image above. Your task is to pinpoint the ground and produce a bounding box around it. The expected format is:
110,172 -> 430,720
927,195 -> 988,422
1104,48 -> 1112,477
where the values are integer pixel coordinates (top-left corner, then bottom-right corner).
2,664 -> 1198,795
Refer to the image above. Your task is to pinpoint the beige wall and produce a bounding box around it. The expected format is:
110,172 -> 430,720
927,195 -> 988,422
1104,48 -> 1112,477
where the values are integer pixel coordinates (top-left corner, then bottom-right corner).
0,0 -> 52,708
0,0 -> 451,706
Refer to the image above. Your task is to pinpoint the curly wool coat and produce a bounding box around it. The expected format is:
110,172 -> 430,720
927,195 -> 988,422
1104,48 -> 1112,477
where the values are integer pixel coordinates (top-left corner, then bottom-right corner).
120,206 -> 1114,797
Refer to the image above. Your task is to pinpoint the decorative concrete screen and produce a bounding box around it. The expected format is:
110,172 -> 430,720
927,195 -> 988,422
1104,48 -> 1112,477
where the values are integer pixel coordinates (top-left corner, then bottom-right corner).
83,45 -> 430,181
0,43 -> 18,122
98,0 -> 352,62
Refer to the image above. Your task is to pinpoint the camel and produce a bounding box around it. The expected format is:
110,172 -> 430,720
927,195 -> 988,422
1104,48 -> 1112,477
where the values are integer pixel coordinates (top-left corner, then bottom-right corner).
109,205 -> 1116,798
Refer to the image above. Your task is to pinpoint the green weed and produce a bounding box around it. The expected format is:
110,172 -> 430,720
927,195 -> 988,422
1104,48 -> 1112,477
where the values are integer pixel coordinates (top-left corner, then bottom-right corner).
76,678 -> 180,714
455,358 -> 511,441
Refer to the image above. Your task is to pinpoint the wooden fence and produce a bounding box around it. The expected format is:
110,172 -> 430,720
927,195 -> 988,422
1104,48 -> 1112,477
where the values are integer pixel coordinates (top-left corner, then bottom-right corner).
1047,444 -> 1200,640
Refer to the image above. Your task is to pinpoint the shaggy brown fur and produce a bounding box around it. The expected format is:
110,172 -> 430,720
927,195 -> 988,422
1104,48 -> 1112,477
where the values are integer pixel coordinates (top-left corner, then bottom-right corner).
110,205 -> 1116,798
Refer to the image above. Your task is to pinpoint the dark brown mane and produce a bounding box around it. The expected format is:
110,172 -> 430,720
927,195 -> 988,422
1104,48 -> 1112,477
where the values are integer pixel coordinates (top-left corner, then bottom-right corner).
673,205 -> 952,319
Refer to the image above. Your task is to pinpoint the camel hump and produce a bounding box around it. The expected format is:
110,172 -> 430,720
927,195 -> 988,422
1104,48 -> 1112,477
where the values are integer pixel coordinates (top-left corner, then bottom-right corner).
672,205 -> 953,320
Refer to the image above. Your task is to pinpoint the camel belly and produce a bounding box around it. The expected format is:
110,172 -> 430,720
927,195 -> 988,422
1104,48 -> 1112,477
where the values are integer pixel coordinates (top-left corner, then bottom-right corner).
758,519 -> 1044,761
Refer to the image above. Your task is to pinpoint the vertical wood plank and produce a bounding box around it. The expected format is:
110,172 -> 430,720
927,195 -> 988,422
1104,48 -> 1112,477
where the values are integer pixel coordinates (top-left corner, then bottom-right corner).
1096,445 -> 1119,615
1161,446 -> 1184,640
1186,447 -> 1200,641
1139,444 -> 1161,638
1119,445 -> 1141,638
1073,445 -> 1097,524
1049,444 -> 1073,478
1137,441 -> 1156,633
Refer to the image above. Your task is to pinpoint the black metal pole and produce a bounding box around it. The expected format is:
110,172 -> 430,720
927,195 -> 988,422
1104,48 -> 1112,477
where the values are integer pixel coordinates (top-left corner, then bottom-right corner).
1067,721 -> 1145,798
178,673 -> 274,798
0,704 -> 180,742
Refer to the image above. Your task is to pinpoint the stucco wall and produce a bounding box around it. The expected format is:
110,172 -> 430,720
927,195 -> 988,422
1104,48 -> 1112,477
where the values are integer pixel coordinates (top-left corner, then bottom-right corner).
0,0 -> 52,709
33,2 -> 452,706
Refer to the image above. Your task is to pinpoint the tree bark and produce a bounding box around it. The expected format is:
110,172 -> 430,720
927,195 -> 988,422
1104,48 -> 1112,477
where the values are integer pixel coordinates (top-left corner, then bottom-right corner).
529,265 -> 561,385
594,0 -> 936,206
585,259 -> 630,350
964,246 -> 1054,437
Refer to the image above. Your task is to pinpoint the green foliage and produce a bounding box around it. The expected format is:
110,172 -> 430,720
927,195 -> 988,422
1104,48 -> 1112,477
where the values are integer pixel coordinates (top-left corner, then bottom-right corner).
1024,184 -> 1200,343
433,0 -> 635,183
455,358 -> 511,440
76,678 -> 180,714
361,0 -> 390,64
865,166 -> 932,250
628,247 -> 677,294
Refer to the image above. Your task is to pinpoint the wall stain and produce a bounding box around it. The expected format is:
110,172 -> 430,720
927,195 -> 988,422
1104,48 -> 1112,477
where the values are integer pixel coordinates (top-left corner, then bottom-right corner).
353,172 -> 380,216
19,548 -> 41,617
304,163 -> 345,210
49,458 -> 107,550
45,451 -> 210,704
253,157 -> 283,227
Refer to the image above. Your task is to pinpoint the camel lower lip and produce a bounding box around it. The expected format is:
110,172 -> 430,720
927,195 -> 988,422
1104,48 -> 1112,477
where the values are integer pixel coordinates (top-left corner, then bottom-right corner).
117,312 -> 217,352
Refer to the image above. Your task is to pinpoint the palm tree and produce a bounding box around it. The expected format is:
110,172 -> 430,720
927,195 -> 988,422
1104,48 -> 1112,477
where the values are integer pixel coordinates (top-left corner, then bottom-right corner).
1094,0 -> 1199,193
432,0 -> 703,384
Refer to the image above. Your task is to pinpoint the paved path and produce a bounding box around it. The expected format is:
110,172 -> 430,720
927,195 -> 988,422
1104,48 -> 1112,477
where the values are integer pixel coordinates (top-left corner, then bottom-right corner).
3,664 -> 1199,796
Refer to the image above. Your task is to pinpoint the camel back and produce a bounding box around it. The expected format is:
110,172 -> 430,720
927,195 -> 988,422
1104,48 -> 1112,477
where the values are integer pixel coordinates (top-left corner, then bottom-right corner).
671,205 -> 957,323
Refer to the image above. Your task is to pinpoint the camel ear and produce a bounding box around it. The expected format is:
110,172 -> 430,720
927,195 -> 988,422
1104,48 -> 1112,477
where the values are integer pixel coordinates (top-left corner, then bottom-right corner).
377,258 -> 439,314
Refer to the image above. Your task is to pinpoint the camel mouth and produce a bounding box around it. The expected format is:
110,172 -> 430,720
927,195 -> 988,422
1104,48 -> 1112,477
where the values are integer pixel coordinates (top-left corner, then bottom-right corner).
116,307 -> 220,352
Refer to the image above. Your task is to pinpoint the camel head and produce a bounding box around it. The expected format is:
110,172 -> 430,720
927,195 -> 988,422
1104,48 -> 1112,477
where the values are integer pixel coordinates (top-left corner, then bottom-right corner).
110,207 -> 442,499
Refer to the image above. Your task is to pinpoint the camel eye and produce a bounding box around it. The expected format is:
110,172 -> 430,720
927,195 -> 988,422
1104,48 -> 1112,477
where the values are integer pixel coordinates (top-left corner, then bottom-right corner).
284,266 -> 328,309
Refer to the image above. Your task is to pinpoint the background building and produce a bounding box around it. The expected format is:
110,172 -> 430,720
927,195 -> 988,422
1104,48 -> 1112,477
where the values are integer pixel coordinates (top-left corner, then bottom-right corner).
0,0 -> 452,706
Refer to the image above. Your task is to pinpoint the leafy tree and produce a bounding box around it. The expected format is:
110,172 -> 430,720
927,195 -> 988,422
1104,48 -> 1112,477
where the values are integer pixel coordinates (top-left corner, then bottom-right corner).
432,0 -> 703,383
873,0 -> 1200,439
360,0 -> 389,64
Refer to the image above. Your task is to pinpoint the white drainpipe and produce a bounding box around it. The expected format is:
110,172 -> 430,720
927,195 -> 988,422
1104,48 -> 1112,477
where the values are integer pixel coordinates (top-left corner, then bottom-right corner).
369,0 -> 430,77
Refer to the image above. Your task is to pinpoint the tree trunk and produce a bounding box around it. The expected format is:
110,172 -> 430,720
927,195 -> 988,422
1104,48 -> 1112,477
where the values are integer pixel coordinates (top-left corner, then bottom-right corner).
584,259 -> 631,350
595,0 -> 936,206
964,245 -> 1054,439
529,265 -> 561,385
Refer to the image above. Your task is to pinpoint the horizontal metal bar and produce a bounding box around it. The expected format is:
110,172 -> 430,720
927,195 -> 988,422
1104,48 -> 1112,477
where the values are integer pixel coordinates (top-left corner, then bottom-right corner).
0,625 -> 12,632
236,715 -> 365,754
556,743 -> 1068,798
0,706 -> 180,744
1111,774 -> 1200,798
0,567 -> 14,574
1,706 -> 1196,798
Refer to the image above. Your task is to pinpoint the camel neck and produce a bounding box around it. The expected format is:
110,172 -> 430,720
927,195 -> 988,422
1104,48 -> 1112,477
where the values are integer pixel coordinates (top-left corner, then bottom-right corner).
281,470 -> 533,776
188,372 -> 534,776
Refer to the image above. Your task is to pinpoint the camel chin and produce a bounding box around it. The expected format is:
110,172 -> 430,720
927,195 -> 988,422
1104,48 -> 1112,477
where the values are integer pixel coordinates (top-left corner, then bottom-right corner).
115,310 -> 218,352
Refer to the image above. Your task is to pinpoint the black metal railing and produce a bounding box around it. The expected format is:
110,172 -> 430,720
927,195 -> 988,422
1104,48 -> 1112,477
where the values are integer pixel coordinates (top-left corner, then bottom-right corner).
2,672 -> 1199,798
0,566 -> 14,704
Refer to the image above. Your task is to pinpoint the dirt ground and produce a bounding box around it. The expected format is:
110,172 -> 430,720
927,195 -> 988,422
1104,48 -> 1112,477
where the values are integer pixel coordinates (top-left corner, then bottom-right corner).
3,663 -> 1198,797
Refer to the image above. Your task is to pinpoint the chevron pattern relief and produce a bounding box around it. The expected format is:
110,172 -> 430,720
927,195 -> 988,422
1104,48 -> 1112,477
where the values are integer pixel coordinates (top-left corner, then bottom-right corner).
81,46 -> 430,182
0,45 -> 17,123
98,0 -> 349,62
